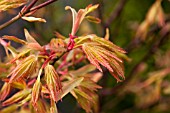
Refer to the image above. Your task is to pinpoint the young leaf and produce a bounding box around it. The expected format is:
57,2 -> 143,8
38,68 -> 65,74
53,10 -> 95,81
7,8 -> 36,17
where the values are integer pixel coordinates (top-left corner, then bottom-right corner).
8,55 -> 37,83
31,69 -> 42,107
44,64 -> 62,101
22,16 -> 46,23
65,4 -> 99,35
50,99 -> 58,113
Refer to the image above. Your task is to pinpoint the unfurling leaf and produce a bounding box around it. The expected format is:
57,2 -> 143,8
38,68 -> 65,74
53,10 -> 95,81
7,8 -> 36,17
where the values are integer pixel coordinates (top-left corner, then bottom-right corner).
8,55 -> 37,83
31,69 -> 42,107
44,64 -> 62,101
22,16 -> 47,23
65,4 -> 99,35
0,0 -> 28,12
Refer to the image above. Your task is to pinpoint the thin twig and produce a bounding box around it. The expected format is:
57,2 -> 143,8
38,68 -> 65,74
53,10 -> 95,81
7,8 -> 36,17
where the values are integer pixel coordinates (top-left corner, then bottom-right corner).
25,0 -> 38,13
30,0 -> 57,12
0,15 -> 20,30
92,0 -> 105,35
0,0 -> 58,30
105,0 -> 128,27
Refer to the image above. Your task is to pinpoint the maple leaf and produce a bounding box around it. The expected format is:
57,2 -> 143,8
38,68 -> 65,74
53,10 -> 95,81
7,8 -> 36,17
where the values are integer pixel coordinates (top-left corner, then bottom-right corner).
74,35 -> 126,82
44,64 -> 62,101
8,55 -> 37,83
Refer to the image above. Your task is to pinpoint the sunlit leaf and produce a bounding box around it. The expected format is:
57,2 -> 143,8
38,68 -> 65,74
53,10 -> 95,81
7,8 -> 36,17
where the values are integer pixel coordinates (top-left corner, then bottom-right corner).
104,28 -> 109,40
11,79 -> 27,89
74,35 -> 126,81
86,4 -> 99,14
22,16 -> 46,23
18,94 -> 31,105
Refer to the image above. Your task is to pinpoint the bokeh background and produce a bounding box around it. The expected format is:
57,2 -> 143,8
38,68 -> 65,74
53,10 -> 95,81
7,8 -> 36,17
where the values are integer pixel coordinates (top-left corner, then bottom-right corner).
1,0 -> 170,113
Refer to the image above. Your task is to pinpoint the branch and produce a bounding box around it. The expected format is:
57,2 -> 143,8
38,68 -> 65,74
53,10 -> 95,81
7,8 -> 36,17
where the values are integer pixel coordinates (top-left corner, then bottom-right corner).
0,15 -> 20,30
0,0 -> 58,30
105,0 -> 128,27
30,0 -> 57,12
